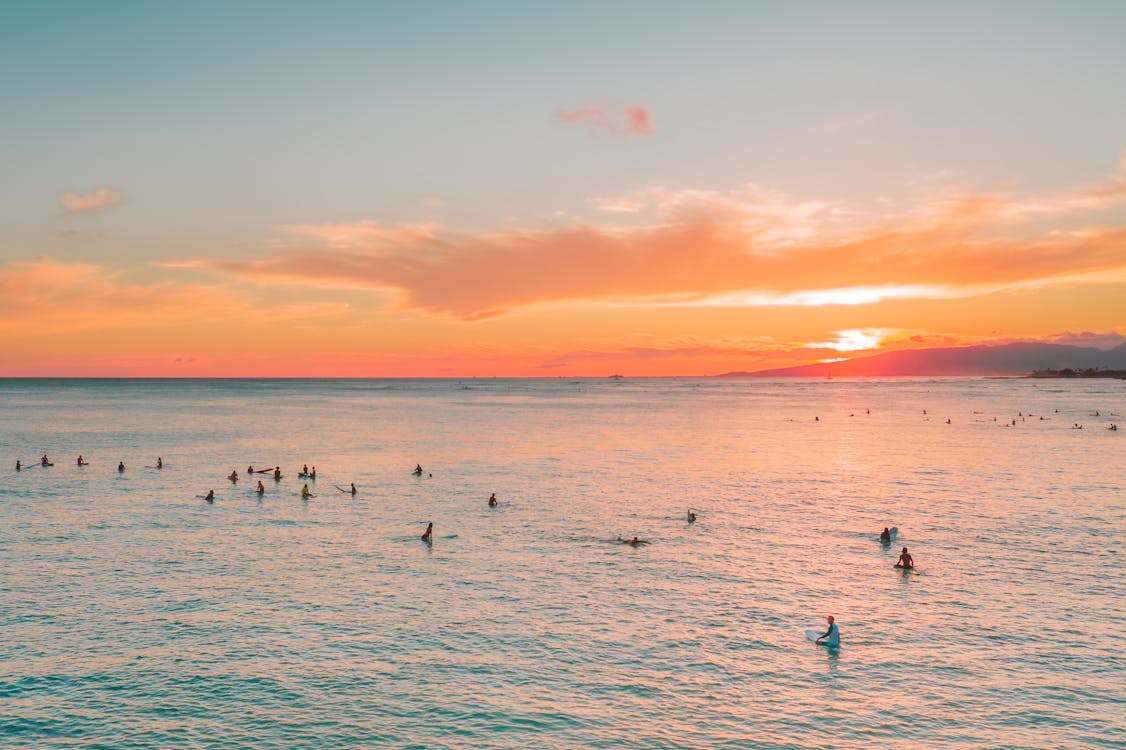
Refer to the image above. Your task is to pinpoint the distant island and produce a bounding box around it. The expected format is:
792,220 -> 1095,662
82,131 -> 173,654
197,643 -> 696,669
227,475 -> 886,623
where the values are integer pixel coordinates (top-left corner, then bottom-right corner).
719,341 -> 1126,378
1029,368 -> 1126,379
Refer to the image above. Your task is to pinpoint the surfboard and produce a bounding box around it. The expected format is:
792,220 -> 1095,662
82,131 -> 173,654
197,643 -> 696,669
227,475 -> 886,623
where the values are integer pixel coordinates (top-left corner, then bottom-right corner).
894,564 -> 917,572
806,629 -> 840,648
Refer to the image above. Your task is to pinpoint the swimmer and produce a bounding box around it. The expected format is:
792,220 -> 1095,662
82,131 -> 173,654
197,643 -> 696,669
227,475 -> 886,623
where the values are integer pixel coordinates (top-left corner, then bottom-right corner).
687,510 -> 697,523
256,480 -> 265,494
421,522 -> 433,543
896,547 -> 914,569
228,470 -> 238,482
488,493 -> 498,507
815,615 -> 840,647
301,484 -> 311,499
205,490 -> 214,503
117,461 -> 125,472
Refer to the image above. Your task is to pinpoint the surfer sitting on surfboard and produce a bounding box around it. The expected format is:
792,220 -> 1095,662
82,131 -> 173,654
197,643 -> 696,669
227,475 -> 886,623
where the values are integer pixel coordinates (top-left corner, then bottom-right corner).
896,547 -> 914,569
815,615 -> 840,647
488,493 -> 497,507
880,527 -> 891,543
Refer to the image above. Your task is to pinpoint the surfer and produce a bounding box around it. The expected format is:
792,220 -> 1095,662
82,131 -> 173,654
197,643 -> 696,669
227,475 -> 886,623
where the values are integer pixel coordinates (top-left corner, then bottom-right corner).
205,490 -> 214,503
302,464 -> 309,475
488,493 -> 498,507
421,522 -> 433,543
228,470 -> 238,482
617,536 -> 647,546
349,482 -> 356,495
41,454 -> 50,466
413,464 -> 424,476
248,465 -> 254,475
117,461 -> 125,472
815,615 -> 840,647
77,455 -> 87,466
273,466 -> 281,479
256,480 -> 265,494
880,527 -> 891,543
687,510 -> 697,523
15,460 -> 21,471
309,466 -> 316,479
301,484 -> 311,499
157,457 -> 163,469
896,547 -> 914,569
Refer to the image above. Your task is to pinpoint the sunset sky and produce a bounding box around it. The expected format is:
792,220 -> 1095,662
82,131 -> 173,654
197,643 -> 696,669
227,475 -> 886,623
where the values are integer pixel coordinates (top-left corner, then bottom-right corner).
3,1 -> 1125,376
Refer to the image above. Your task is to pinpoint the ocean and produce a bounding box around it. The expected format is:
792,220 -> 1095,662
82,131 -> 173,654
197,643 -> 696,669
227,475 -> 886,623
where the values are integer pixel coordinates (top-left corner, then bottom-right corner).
0,377 -> 1122,749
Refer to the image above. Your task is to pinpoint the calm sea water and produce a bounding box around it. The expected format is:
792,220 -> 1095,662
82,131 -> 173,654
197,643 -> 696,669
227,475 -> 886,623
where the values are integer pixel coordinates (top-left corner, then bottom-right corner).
0,378 -> 1122,749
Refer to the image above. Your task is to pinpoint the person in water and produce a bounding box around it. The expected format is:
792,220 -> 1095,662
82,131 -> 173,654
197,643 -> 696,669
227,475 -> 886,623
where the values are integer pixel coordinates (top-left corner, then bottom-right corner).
77,455 -> 87,466
256,480 -> 265,494
815,615 -> 840,647
421,522 -> 433,543
41,454 -> 50,466
248,465 -> 254,475
348,483 -> 356,495
896,547 -> 914,569
488,493 -> 498,507
301,484 -> 311,499
273,466 -> 281,479
205,490 -> 214,503
413,464 -> 424,476
880,527 -> 891,543
157,457 -> 163,469
310,466 -> 316,479
302,464 -> 309,475
617,536 -> 646,546
687,510 -> 697,523
228,470 -> 238,482
117,461 -> 125,472
15,460 -> 21,471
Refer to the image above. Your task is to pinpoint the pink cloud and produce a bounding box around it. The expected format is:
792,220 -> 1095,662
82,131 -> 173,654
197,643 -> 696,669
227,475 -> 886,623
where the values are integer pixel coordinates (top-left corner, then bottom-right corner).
557,103 -> 653,136
60,187 -> 120,214
624,106 -> 652,135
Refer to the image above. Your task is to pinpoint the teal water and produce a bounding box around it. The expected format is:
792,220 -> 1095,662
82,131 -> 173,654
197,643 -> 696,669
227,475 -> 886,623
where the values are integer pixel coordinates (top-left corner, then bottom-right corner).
1,378 -> 1123,748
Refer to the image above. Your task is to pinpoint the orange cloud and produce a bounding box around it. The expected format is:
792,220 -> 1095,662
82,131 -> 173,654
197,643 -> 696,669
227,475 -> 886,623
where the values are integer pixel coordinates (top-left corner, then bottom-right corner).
0,259 -> 347,335
60,187 -> 120,214
175,152 -> 1126,322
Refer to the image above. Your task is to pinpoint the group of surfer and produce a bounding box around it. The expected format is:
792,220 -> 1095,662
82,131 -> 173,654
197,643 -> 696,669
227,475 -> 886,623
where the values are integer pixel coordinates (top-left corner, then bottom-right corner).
812,529 -> 917,647
17,454 -> 132,472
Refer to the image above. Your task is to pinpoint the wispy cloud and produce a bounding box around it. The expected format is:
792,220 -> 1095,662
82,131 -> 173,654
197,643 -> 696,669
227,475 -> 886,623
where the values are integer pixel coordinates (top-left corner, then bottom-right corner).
179,152 -> 1126,322
60,187 -> 120,214
0,259 -> 347,334
557,102 -> 653,136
